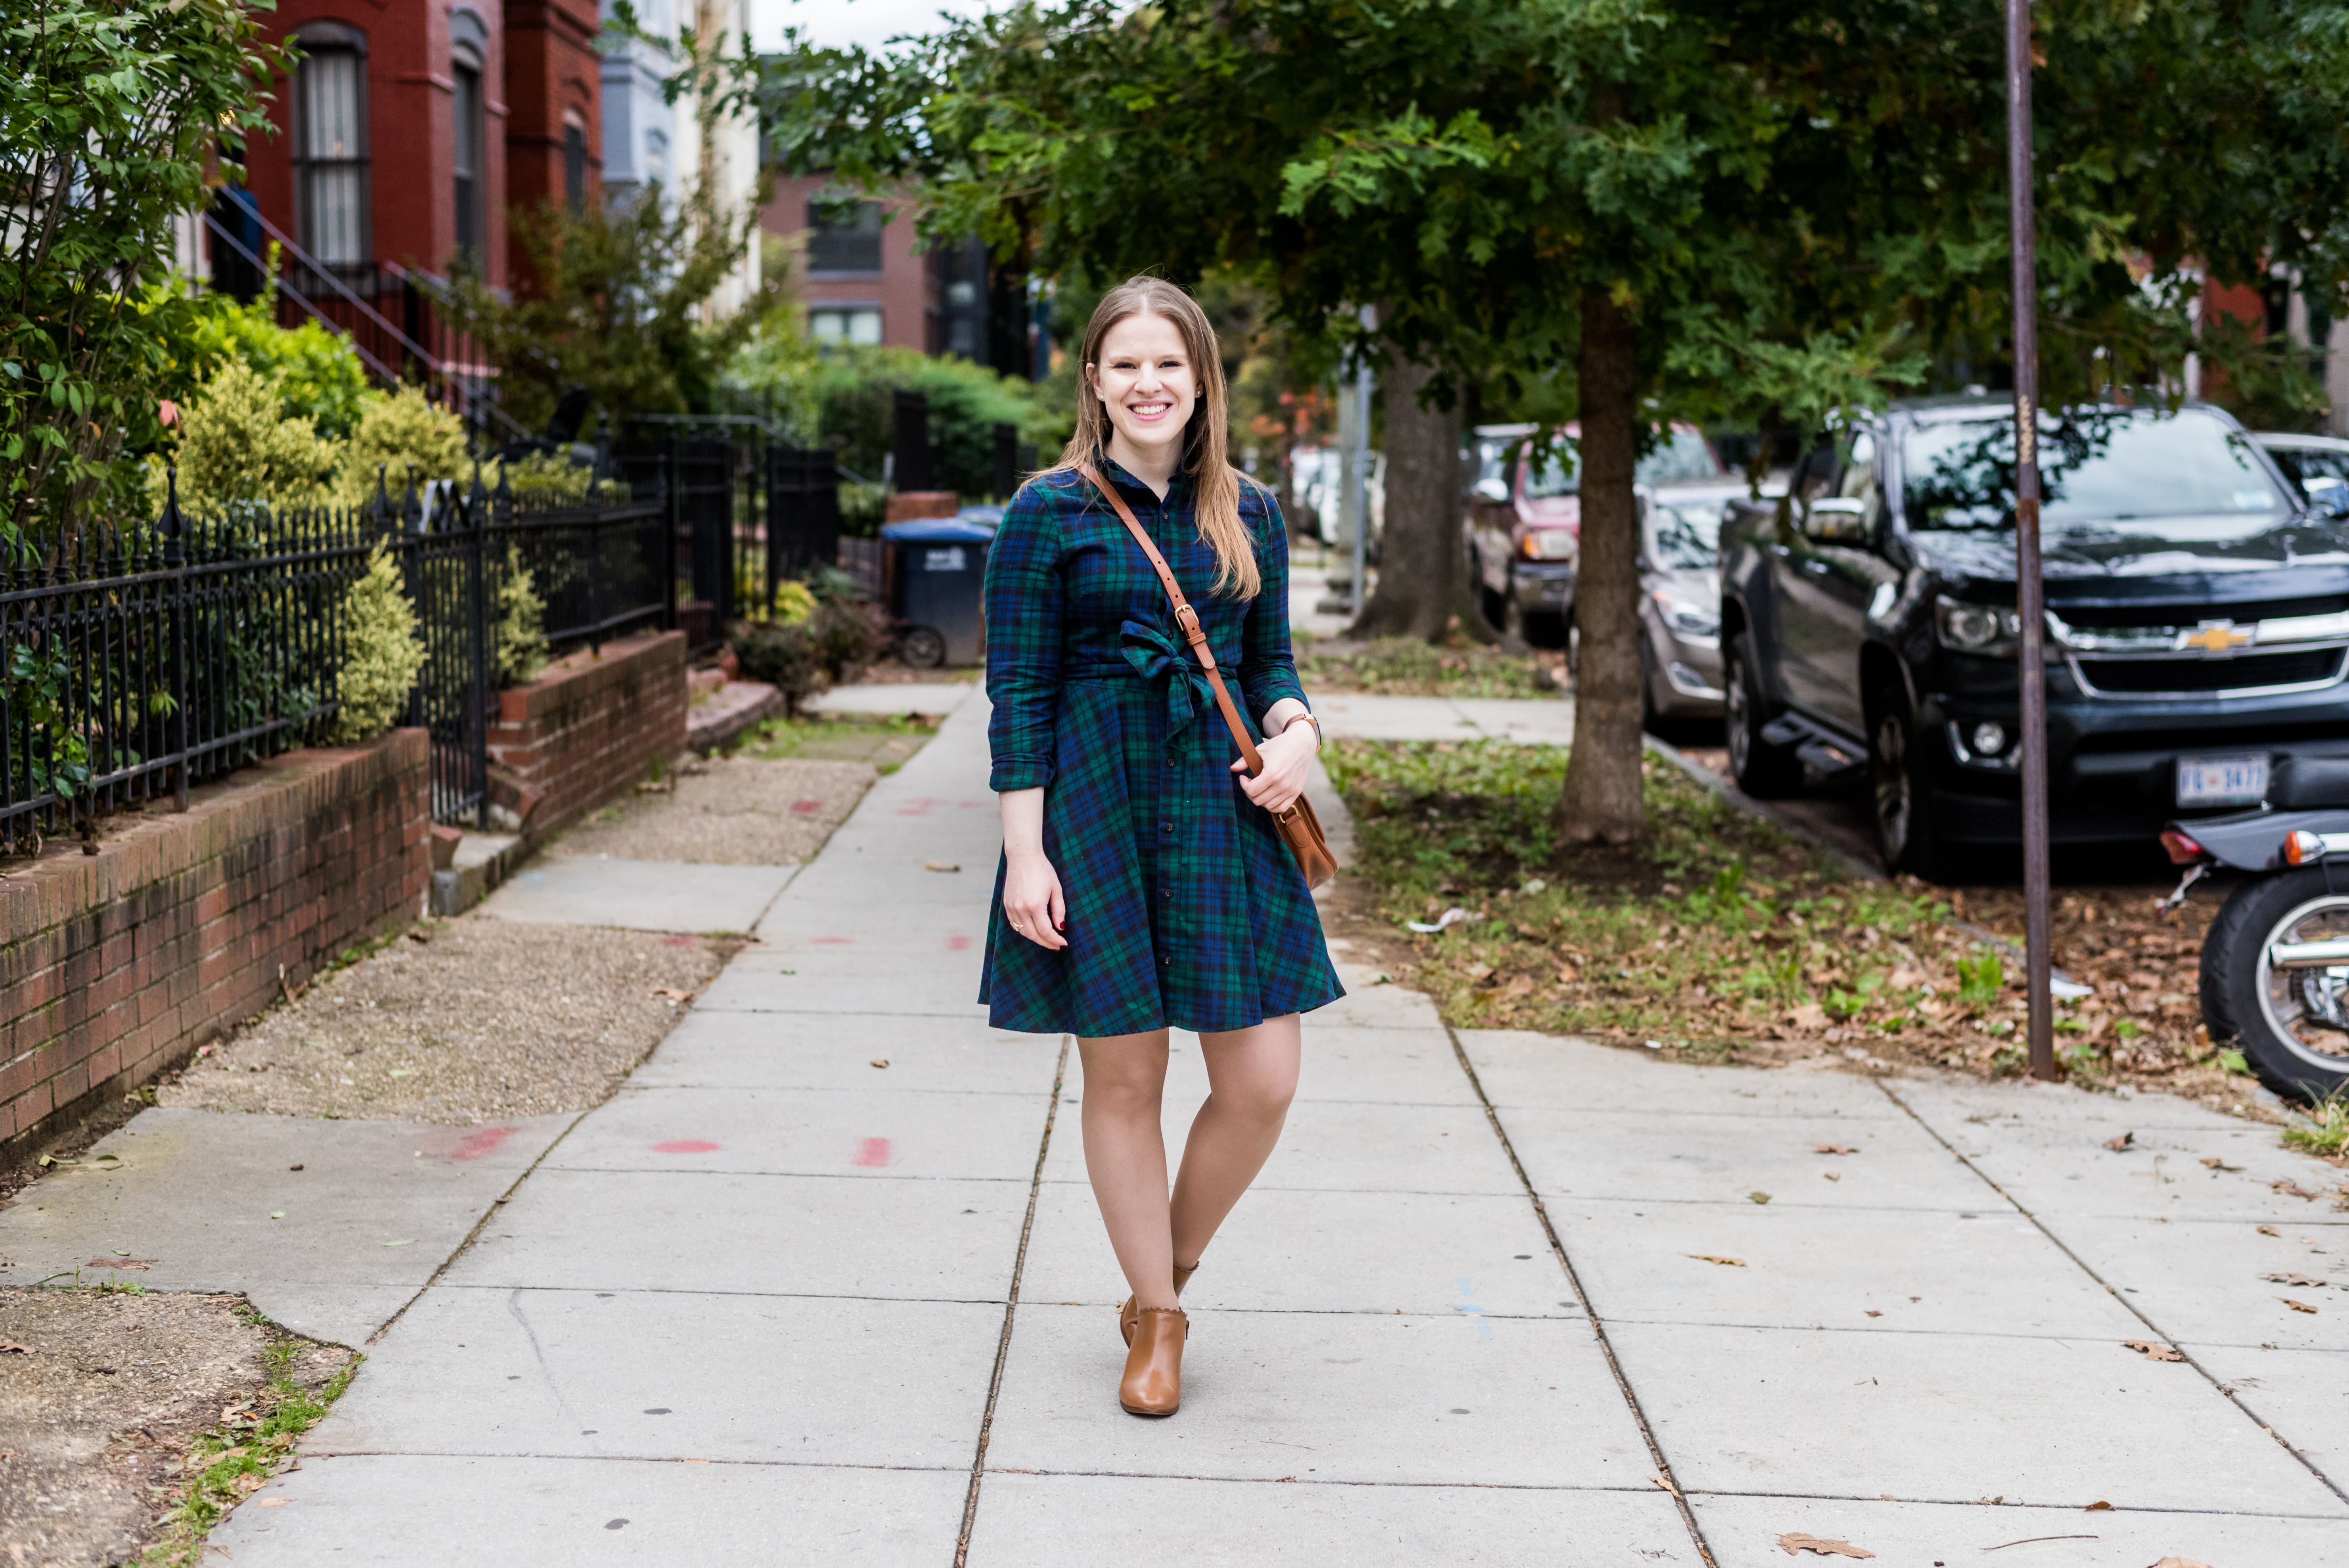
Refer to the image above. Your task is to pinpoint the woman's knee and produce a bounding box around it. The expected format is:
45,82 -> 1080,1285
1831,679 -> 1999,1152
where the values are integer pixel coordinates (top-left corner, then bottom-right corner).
1078,1033 -> 1168,1116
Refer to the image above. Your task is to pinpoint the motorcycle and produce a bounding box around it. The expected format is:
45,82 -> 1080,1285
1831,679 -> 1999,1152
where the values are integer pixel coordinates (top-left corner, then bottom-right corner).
2161,755 -> 2349,1102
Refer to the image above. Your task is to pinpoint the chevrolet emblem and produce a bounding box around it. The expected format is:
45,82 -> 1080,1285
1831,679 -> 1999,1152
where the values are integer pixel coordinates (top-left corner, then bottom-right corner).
2181,620 -> 2252,653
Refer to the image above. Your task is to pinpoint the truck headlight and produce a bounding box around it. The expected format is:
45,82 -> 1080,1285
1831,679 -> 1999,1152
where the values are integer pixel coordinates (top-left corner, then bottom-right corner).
1934,599 -> 2022,657
1519,530 -> 1576,561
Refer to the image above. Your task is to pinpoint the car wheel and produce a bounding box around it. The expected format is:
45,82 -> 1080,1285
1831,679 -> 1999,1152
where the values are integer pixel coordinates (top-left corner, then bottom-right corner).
897,626 -> 948,668
1866,696 -> 1950,881
2201,869 -> 2349,1103
1723,636 -> 1801,798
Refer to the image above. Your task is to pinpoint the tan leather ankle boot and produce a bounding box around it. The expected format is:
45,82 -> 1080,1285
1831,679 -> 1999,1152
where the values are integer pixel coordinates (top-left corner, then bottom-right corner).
1119,1260 -> 1197,1347
1119,1306 -> 1187,1416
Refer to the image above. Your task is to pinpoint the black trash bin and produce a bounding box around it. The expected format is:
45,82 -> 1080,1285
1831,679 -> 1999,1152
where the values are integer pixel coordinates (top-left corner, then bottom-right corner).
883,516 -> 996,668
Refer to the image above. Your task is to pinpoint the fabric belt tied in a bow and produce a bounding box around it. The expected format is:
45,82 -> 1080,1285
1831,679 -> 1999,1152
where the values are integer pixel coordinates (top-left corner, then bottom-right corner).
1120,618 -> 1218,751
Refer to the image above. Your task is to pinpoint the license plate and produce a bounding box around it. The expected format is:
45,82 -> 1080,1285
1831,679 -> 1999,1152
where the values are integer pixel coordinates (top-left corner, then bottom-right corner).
2176,754 -> 2270,806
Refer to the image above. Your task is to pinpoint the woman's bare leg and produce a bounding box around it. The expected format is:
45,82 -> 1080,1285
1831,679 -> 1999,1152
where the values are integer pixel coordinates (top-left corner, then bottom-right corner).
1169,1014 -> 1301,1270
1076,1030 -> 1179,1311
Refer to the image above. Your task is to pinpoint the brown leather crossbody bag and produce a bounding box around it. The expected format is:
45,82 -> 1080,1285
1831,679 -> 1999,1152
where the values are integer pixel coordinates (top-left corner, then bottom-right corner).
1078,462 -> 1338,890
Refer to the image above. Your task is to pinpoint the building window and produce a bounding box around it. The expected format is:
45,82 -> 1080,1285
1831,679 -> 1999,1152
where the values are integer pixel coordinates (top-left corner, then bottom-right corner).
564,115 -> 588,212
810,308 -> 883,347
644,129 -> 668,187
452,57 -> 484,263
808,199 -> 883,274
293,38 -> 369,265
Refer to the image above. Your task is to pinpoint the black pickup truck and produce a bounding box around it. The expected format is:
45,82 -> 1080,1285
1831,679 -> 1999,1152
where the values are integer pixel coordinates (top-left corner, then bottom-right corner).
1718,394 -> 2349,879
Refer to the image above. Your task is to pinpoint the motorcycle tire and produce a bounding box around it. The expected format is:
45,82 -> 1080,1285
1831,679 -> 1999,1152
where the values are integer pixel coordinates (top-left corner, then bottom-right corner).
2200,866 -> 2349,1103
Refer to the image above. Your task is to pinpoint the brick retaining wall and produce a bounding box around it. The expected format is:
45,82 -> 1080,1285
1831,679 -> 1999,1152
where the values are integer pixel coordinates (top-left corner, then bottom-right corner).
486,630 -> 687,837
0,729 -> 431,1151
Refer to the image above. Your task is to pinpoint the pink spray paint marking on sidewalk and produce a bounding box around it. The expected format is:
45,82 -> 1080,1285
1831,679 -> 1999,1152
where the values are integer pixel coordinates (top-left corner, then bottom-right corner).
652,1140 -> 722,1155
448,1127 -> 519,1161
852,1137 -> 892,1168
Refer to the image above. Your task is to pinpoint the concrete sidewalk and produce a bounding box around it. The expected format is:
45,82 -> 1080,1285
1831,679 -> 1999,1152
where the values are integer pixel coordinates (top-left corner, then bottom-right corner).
173,686 -> 2343,1566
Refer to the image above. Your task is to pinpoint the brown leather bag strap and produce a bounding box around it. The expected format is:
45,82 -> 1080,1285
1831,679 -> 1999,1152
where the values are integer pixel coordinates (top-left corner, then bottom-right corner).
1076,462 -> 1266,777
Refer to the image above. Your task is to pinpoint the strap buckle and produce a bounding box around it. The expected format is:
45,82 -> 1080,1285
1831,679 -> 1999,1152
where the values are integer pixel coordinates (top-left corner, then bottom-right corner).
1173,602 -> 1206,645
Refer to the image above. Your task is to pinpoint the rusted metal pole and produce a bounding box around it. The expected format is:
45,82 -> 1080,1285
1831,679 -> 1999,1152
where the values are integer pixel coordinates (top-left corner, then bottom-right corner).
2008,0 -> 2058,1081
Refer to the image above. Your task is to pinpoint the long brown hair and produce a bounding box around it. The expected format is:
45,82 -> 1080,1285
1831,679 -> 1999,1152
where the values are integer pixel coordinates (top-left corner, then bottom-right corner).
1054,276 -> 1260,599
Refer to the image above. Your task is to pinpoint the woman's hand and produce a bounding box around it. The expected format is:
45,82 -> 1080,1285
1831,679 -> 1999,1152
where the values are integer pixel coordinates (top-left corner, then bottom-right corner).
1002,851 -> 1068,950
1233,708 -> 1318,815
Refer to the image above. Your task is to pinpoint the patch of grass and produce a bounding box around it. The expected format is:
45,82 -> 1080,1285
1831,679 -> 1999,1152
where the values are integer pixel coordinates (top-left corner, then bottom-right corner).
2284,1094 -> 2349,1158
1299,636 -> 1558,699
735,711 -> 938,767
137,1328 -> 358,1568
1325,739 -> 2028,1058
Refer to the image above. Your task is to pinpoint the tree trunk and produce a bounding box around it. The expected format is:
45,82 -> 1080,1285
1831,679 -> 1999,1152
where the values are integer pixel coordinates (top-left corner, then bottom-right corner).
1350,354 -> 1462,641
1555,289 -> 1646,844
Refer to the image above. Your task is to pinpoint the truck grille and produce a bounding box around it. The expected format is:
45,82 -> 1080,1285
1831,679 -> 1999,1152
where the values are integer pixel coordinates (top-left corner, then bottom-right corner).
2075,648 -> 2346,695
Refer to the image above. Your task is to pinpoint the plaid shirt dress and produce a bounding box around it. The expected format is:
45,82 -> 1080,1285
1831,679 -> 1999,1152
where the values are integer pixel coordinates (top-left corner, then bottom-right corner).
978,457 -> 1345,1038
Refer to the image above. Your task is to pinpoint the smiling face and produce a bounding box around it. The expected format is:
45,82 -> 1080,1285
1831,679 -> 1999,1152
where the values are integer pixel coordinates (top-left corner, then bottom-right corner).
1090,311 -> 1198,463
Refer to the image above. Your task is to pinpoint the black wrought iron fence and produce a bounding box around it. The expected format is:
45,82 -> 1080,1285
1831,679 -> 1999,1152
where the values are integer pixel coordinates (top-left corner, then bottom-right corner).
0,471 -> 670,850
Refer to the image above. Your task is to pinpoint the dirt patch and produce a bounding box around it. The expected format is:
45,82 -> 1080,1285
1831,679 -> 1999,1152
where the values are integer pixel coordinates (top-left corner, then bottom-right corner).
157,921 -> 723,1124
550,754 -> 877,865
0,1288 -> 351,1568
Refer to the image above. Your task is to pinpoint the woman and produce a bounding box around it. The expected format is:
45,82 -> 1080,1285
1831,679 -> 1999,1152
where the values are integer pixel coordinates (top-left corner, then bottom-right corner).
980,277 -> 1344,1418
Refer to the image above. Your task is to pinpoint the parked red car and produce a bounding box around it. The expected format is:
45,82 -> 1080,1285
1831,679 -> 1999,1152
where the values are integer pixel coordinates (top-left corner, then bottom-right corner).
1464,422 -> 1723,647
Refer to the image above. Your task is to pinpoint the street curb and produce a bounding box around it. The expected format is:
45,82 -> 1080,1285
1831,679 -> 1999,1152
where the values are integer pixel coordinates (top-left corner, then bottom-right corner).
1641,730 -> 1887,883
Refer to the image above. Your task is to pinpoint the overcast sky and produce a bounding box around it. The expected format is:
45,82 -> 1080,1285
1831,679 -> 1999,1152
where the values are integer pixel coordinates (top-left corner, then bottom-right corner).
750,0 -> 1001,53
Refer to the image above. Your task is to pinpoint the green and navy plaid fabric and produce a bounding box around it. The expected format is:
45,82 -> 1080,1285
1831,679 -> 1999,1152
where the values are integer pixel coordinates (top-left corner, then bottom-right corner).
978,457 -> 1345,1038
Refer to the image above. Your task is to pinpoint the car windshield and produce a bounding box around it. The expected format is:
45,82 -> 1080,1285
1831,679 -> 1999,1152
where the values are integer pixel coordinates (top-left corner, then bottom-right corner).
1525,444 -> 1578,498
1650,503 -> 1719,569
1635,430 -> 1721,484
1903,409 -> 2288,535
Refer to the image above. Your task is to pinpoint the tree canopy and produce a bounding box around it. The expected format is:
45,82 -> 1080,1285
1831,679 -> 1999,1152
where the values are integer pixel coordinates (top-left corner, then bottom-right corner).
763,0 -> 2349,838
2,0 -> 289,540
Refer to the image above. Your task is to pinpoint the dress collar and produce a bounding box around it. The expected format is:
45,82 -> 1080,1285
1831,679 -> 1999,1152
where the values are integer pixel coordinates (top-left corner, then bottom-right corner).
1099,451 -> 1191,504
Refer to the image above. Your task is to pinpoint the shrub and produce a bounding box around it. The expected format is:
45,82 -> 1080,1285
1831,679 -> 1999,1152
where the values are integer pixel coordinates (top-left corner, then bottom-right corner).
332,542 -> 427,741
772,579 -> 816,627
340,386 -> 467,504
159,361 -> 342,513
809,597 -> 887,680
729,621 -> 823,713
492,450 -> 626,504
494,546 -> 549,685
180,282 -> 375,438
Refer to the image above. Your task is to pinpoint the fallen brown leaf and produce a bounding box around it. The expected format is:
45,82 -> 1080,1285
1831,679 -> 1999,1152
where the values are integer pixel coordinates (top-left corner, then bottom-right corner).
1824,1172 -> 1842,1182
649,987 -> 694,1003
1775,1533 -> 1874,1559
0,1342 -> 30,1355
1787,1004 -> 1830,1030
923,861 -> 961,873
2148,1559 -> 2216,1568
1865,1309 -> 1882,1317
1749,1192 -> 1773,1204
2259,1224 -> 2282,1237
2272,1179 -> 2320,1201
2264,1272 -> 2326,1288
869,1059 -> 890,1069
1686,1254 -> 1747,1267
1813,1143 -> 1859,1155
255,1498 -> 291,1509
2085,1500 -> 2112,1511
2283,1298 -> 2318,1314
2103,1132 -> 2135,1152
2200,1156 -> 2241,1171
2123,1339 -> 2186,1361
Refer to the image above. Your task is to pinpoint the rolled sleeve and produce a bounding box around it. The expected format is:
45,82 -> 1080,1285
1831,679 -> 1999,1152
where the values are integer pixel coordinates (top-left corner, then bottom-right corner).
1237,488 -> 1309,721
984,484 -> 1065,792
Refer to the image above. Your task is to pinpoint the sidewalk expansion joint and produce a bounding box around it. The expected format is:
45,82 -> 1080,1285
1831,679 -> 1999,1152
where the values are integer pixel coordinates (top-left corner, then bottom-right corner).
1680,1486 -> 2349,1520
1874,1078 -> 2349,1508
1442,1023 -> 1721,1568
955,1034 -> 1071,1568
362,1107 -> 595,1348
983,1467 -> 1687,1493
